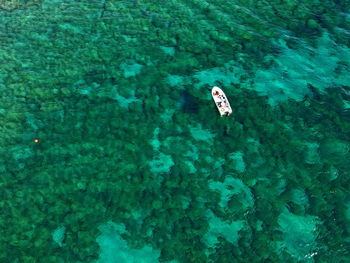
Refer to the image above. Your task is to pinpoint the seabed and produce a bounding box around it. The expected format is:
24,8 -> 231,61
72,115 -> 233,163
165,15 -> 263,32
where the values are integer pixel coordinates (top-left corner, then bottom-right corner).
0,0 -> 349,262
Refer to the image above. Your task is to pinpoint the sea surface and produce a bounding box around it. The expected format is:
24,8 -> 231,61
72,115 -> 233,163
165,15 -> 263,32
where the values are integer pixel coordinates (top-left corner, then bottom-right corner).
0,0 -> 350,262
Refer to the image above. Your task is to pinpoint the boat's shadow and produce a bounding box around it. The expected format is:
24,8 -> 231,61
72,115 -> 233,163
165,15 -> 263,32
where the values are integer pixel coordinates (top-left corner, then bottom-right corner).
179,90 -> 199,114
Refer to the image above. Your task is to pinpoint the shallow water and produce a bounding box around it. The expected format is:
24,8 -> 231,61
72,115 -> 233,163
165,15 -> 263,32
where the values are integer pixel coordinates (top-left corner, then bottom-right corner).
0,0 -> 350,262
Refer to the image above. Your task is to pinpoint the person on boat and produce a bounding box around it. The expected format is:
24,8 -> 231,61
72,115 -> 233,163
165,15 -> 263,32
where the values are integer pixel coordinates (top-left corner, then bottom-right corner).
214,91 -> 220,96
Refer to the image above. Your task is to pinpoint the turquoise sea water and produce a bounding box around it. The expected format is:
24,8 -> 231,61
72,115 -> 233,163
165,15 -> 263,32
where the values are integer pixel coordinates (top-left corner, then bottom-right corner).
1,0 -> 350,262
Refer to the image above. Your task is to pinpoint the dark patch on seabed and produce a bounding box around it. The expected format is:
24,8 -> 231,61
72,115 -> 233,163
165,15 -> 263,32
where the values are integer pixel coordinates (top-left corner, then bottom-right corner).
180,90 -> 200,114
0,0 -> 350,262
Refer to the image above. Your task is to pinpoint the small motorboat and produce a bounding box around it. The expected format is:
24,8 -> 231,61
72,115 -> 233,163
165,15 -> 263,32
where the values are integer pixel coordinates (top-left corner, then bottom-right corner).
211,86 -> 232,116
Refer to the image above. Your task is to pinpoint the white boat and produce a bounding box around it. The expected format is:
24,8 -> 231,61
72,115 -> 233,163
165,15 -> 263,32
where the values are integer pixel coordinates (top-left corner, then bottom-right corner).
211,86 -> 232,116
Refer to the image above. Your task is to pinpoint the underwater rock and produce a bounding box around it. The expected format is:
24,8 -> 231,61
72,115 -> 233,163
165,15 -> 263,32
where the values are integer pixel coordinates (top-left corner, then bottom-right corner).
52,225 -> 65,247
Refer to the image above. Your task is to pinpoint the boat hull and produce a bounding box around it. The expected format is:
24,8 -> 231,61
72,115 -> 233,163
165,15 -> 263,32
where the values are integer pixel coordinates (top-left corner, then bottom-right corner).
211,86 -> 232,116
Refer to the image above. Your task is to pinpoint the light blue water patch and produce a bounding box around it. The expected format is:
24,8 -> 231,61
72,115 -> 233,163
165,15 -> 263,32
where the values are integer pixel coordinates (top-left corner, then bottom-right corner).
276,208 -> 320,261
253,33 -> 350,104
120,60 -> 144,78
166,60 -> 243,90
184,160 -> 197,173
77,82 -> 100,96
189,124 -> 216,142
25,113 -> 42,130
150,128 -> 161,151
228,152 -> 246,172
275,178 -> 287,195
304,142 -> 320,165
170,34 -> 350,105
193,60 -> 242,89
183,141 -> 199,161
59,23 -> 83,34
328,165 -> 339,181
290,188 -> 309,207
256,220 -> 263,231
166,75 -> 190,87
204,210 -> 244,248
86,84 -> 140,108
114,92 -> 140,109
96,222 -> 161,263
160,46 -> 175,56
149,152 -> 174,174
10,145 -> 33,161
209,177 -> 254,209
160,108 -> 175,122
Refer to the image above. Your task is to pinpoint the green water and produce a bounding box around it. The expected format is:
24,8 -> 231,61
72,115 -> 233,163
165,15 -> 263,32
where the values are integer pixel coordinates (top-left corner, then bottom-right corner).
1,0 -> 350,262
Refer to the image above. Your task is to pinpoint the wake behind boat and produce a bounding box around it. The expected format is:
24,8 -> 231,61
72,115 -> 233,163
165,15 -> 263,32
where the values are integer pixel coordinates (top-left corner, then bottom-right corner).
212,86 -> 232,116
